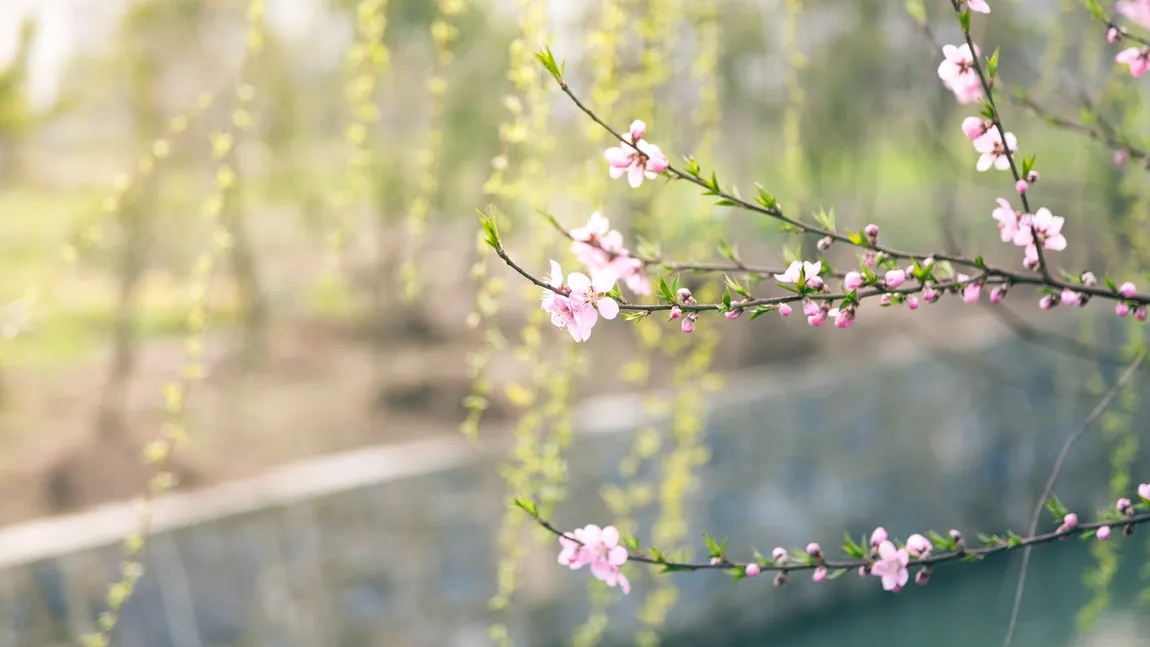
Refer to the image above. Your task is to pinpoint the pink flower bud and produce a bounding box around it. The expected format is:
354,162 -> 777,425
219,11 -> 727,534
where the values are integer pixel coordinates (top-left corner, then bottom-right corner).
725,309 -> 741,320
710,557 -> 722,565
858,565 -> 869,578
1137,306 -> 1148,322
1116,150 -> 1128,166
923,285 -> 940,304
962,282 -> 982,303
880,295 -> 892,306
1108,27 -> 1121,44
844,271 -> 864,291
1139,483 -> 1150,501
745,563 -> 760,577
807,311 -> 827,327
906,533 -> 933,558
1097,525 -> 1111,540
864,224 -> 879,240
1063,513 -> 1078,529
1117,498 -> 1132,514
1015,179 -> 1028,193
677,287 -> 693,302
670,305 -> 682,320
1039,294 -> 1057,310
812,566 -> 827,583
774,572 -> 788,588
870,527 -> 888,548
915,567 -> 931,586
1026,170 -> 1040,184
832,308 -> 855,329
961,116 -> 987,139
807,276 -> 825,291
907,295 -> 920,310
778,303 -> 792,317
817,236 -> 833,252
772,547 -> 787,564
806,542 -> 821,556
990,285 -> 1007,303
1116,302 -> 1129,317
629,119 -> 647,142
802,298 -> 820,317
885,269 -> 906,289
1081,272 -> 1097,286
1120,281 -> 1137,298
864,252 -> 876,268
1061,289 -> 1082,307
681,316 -> 696,333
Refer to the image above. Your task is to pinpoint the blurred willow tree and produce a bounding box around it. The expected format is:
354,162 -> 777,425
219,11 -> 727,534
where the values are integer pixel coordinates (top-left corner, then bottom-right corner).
0,19 -> 75,181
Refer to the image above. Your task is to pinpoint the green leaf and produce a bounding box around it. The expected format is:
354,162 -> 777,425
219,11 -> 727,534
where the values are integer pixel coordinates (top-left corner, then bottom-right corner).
959,9 -> 971,33
755,184 -> 777,210
512,496 -> 538,517
717,239 -> 738,262
1106,275 -> 1118,293
749,305 -> 774,320
986,47 -> 1000,78
842,532 -> 865,559
659,563 -> 699,573
826,568 -> 848,580
657,275 -> 675,304
478,210 -> 501,249
1046,493 -> 1069,522
724,274 -> 751,298
533,46 -> 564,83
715,199 -> 738,207
1022,154 -> 1036,176
704,533 -> 723,556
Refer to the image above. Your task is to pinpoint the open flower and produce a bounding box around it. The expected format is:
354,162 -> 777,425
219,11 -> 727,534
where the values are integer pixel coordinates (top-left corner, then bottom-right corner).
974,129 -> 1018,171
557,524 -> 631,594
569,212 -> 651,295
871,540 -> 909,592
1117,47 -> 1150,78
1014,208 -> 1067,266
540,261 -> 619,342
1117,0 -> 1150,30
604,120 -> 670,188
992,198 -> 1020,242
964,0 -> 990,12
774,260 -> 822,287
938,44 -> 984,103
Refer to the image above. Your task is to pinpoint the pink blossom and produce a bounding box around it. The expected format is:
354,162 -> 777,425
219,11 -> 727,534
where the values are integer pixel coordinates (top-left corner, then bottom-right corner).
806,543 -> 822,556
885,269 -> 906,289
775,260 -> 822,287
1117,498 -> 1132,513
831,307 -> 855,329
569,212 -> 651,295
677,287 -> 694,303
725,309 -> 741,320
1081,272 -> 1097,286
907,295 -> 920,310
1062,513 -> 1078,530
541,263 -> 619,343
1118,302 -> 1131,317
1138,483 -> 1150,501
681,316 -> 696,333
1121,282 -> 1137,298
880,295 -> 893,306
1097,526 -> 1111,540
1039,294 -> 1057,310
557,524 -> 631,593
807,310 -> 827,327
990,285 -> 1007,303
964,0 -> 990,13
670,305 -> 682,320
1117,0 -> 1150,30
604,120 -> 670,188
772,547 -> 787,563
915,568 -> 931,586
974,129 -> 1018,172
1109,27 -> 1122,44
1061,289 -> 1083,307
745,563 -> 761,578
1014,208 -> 1067,264
779,303 -> 792,317
802,299 -> 820,317
938,44 -> 984,104
1117,47 -> 1150,77
1137,306 -> 1148,322
812,566 -> 828,583
906,534 -> 932,559
962,116 -> 988,139
844,271 -> 864,291
864,224 -> 879,241
956,274 -> 982,303
923,284 -> 941,304
870,527 -> 888,549
992,198 -> 1019,243
1116,150 -> 1129,166
1016,179 -> 1029,193
871,540 -> 910,592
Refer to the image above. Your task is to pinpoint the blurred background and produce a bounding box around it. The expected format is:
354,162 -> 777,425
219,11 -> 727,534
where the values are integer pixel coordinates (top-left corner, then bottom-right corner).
0,0 -> 1148,645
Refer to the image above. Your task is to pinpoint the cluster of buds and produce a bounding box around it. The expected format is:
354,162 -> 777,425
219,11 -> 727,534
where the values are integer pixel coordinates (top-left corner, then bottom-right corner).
801,298 -> 831,327
1114,281 -> 1147,320
670,287 -> 699,333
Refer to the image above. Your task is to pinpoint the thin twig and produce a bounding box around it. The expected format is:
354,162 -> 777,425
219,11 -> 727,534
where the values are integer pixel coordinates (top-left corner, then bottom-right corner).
1000,349 -> 1146,647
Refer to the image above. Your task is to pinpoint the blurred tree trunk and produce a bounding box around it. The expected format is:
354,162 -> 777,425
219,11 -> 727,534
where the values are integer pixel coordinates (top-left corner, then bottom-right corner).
94,23 -> 161,444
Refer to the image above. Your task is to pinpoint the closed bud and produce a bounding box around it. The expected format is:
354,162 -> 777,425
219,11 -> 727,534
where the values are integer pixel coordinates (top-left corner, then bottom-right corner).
817,236 -> 834,252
